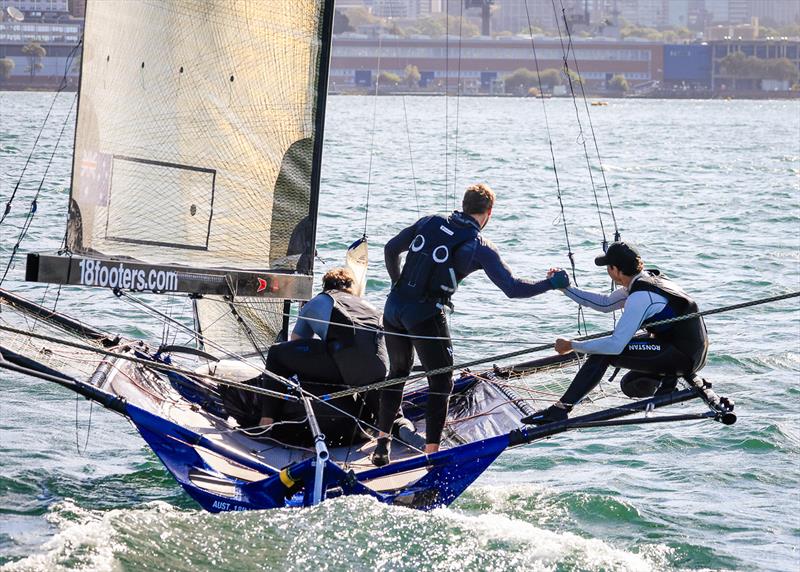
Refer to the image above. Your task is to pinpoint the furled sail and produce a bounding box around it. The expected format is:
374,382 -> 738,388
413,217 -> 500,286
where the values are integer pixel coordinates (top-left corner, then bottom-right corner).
28,0 -> 333,301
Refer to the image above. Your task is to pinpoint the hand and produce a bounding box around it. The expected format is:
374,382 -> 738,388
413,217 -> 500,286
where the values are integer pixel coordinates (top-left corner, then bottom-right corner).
548,269 -> 570,289
554,338 -> 573,354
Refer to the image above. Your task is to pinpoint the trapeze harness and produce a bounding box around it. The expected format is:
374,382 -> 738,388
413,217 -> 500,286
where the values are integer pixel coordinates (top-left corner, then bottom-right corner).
562,270 -> 709,404
378,214 -> 479,445
222,290 -> 387,446
390,214 -> 479,316
324,289 -> 388,386
630,270 -> 709,372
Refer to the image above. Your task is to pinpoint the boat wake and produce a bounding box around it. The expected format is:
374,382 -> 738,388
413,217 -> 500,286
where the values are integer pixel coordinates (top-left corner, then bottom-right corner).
2,494 -> 680,572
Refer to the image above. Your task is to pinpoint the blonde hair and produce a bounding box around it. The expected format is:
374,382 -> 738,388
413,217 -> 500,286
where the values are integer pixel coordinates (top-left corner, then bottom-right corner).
462,183 -> 495,215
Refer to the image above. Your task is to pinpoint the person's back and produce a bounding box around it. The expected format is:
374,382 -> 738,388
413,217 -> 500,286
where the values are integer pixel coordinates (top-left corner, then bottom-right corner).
372,183 -> 565,465
223,268 -> 387,446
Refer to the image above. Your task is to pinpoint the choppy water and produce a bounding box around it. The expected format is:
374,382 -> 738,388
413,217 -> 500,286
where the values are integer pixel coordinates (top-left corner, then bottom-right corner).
0,92 -> 798,571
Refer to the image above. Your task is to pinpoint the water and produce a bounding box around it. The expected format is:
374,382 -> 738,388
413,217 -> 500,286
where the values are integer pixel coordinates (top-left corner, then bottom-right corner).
1,92 -> 798,571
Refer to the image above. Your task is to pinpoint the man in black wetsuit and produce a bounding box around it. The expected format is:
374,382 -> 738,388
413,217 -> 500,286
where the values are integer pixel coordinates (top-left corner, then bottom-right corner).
522,242 -> 709,425
222,267 -> 387,446
372,183 -> 568,466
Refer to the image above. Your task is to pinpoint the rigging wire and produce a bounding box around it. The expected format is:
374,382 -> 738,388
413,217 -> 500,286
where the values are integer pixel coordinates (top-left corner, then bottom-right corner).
391,33 -> 421,218
522,0 -> 585,333
444,1 -> 450,211
550,1 -> 607,249
0,39 -> 82,228
0,93 -> 78,286
363,30 -> 384,237
197,294 -> 551,345
1,289 -> 794,446
551,0 -> 622,325
452,0 -> 464,206
555,0 -> 620,242
320,290 -> 800,400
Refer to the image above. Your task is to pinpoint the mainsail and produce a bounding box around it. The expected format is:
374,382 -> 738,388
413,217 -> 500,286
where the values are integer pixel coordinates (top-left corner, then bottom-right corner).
28,0 -> 332,302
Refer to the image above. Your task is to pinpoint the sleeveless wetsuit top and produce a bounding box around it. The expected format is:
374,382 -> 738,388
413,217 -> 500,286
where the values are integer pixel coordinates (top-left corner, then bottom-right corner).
629,270 -> 708,371
392,214 -> 479,305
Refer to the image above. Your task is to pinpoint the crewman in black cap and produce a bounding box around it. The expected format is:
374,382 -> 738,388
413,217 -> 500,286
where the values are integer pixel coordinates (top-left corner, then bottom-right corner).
522,241 -> 709,425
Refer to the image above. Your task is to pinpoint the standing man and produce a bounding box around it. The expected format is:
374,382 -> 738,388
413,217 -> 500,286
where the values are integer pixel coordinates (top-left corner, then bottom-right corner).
372,183 -> 567,466
522,241 -> 708,425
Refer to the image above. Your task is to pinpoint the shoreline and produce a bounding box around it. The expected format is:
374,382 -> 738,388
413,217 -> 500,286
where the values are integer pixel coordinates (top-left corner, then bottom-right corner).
2,86 -> 798,100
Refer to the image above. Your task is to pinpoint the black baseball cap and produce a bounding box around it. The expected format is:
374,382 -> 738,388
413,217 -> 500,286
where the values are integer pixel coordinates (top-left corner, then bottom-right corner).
594,241 -> 640,267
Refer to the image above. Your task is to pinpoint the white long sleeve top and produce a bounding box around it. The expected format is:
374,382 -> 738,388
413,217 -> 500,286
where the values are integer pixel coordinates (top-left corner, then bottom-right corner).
564,273 -> 669,355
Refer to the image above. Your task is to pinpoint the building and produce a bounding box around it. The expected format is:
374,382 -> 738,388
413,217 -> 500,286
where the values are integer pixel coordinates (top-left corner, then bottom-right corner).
663,43 -> 712,88
0,0 -> 68,16
710,38 -> 800,91
750,0 -> 800,27
330,33 -> 663,91
0,10 -> 81,88
490,0 -> 584,34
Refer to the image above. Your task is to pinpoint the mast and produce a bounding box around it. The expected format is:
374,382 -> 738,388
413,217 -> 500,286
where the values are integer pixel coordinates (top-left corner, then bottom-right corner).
307,0 -> 335,283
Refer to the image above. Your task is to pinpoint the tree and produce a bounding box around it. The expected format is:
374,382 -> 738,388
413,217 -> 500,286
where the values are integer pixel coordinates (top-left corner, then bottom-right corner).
503,68 -> 563,93
342,7 -> 377,28
763,58 -> 799,81
377,71 -> 401,86
608,74 -> 629,92
564,68 -> 583,86
404,64 -> 420,88
538,68 -> 563,88
22,42 -> 46,80
0,58 -> 14,82
405,15 -> 480,38
620,25 -> 662,41
333,10 -> 353,35
503,68 -> 538,93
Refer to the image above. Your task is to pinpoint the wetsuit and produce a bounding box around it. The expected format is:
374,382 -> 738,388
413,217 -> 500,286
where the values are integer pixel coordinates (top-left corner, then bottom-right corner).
223,290 -> 388,446
559,270 -> 708,406
379,211 -> 555,445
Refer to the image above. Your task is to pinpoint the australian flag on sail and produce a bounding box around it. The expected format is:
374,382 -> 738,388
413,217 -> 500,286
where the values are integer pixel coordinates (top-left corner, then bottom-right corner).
79,151 -> 111,206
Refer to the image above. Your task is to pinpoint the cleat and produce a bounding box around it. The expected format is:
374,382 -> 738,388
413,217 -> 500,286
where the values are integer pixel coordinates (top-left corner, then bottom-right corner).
521,404 -> 569,425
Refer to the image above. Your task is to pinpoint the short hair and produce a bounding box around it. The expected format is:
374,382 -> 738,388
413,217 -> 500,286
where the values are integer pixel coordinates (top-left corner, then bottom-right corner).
322,267 -> 356,294
617,257 -> 645,277
462,183 -> 495,215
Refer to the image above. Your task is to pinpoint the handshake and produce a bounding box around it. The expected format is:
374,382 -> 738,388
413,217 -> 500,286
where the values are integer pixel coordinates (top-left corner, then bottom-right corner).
547,268 -> 570,290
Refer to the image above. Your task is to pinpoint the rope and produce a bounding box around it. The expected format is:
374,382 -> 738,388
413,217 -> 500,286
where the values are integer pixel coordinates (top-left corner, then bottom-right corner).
393,34 -> 420,217
321,290 -> 800,401
197,293 -> 550,345
556,0 -> 619,241
523,0 -> 584,334
452,0 -> 464,207
363,31 -> 383,237
1,92 -> 78,286
551,2 -> 607,248
444,1 -> 450,210
0,40 -> 82,228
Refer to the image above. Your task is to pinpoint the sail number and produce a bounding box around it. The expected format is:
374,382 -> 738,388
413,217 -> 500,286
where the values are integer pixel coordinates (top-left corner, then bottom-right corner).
79,259 -> 179,292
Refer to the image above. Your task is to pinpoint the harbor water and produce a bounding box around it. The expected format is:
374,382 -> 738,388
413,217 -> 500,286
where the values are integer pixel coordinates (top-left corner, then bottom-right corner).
0,92 -> 798,571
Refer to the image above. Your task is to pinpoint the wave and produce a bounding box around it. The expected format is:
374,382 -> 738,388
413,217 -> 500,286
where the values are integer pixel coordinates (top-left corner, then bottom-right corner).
0,494 -> 681,572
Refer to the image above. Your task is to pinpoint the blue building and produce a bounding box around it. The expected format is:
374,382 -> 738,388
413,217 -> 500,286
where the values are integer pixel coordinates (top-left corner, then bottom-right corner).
663,44 -> 713,89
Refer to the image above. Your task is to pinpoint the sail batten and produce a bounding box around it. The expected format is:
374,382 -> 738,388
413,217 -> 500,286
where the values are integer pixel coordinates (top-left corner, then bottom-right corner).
58,0 -> 329,279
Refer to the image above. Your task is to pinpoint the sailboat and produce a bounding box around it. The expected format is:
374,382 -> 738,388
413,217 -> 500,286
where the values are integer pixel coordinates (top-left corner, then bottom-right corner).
0,0 -> 737,512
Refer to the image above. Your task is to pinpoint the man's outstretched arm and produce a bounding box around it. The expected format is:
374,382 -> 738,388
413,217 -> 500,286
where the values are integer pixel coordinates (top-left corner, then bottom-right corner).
474,240 -> 554,298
